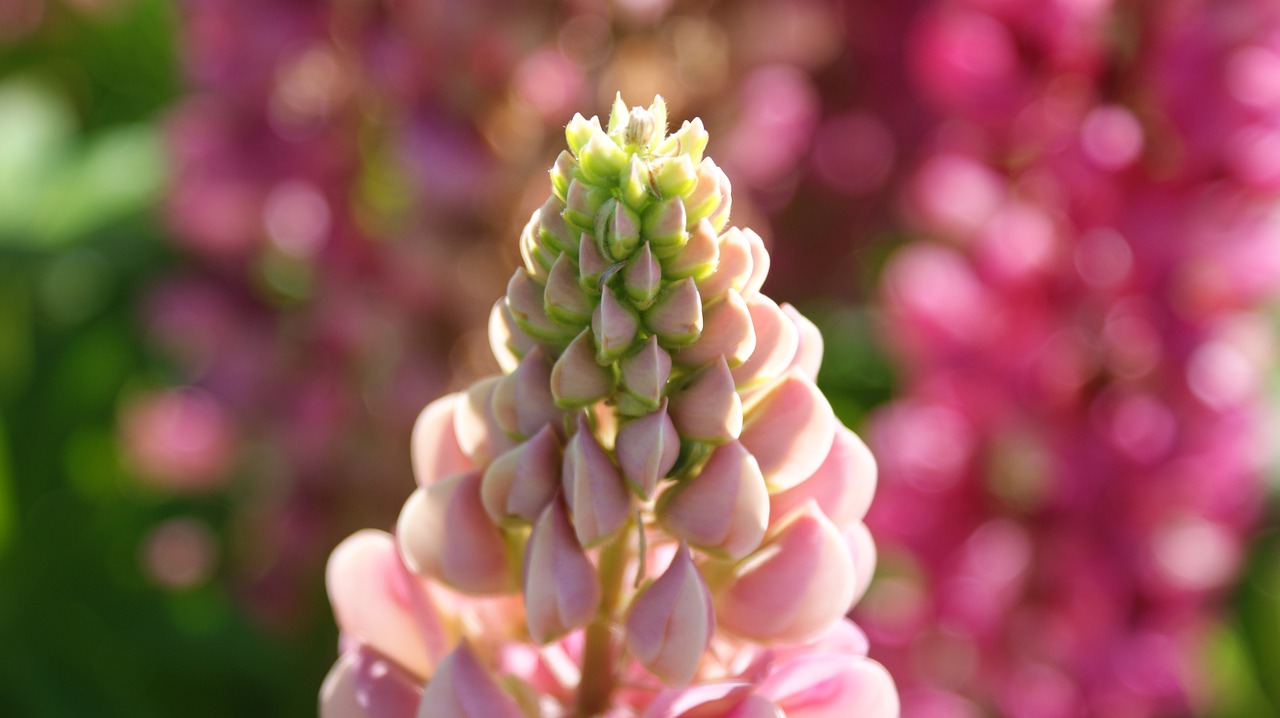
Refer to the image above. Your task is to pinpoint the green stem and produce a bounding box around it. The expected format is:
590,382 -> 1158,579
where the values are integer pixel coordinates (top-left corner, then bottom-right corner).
576,525 -> 630,717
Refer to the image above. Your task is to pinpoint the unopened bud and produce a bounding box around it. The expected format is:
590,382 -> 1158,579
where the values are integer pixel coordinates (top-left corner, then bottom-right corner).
663,218 -> 720,281
411,394 -> 475,487
580,133 -> 629,184
489,299 -> 535,374
673,289 -> 756,368
625,544 -> 715,686
512,347 -> 561,437
653,154 -> 697,198
643,196 -> 689,257
731,295 -> 799,390
545,253 -> 593,327
578,231 -> 609,294
320,645 -> 424,718
549,150 -> 576,203
623,242 -> 662,308
524,500 -> 601,643
593,287 -> 640,363
538,197 -> 576,256
397,472 -> 515,595
621,335 -> 672,411
668,357 -> 743,444
563,414 -> 632,546
658,440 -> 768,560
644,277 -> 703,346
657,118 -> 709,164
565,178 -> 611,231
506,268 -> 577,346
550,330 -> 616,408
603,199 -> 642,260
481,426 -> 562,525
417,642 -> 526,718
616,400 -> 680,498
695,228 -> 753,303
684,158 -> 726,224
625,106 -> 657,148
454,376 -> 515,465
620,154 -> 653,210
780,303 -> 823,381
566,113 -> 602,156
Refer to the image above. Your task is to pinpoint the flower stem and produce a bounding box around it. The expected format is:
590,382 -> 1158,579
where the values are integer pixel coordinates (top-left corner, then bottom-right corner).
576,525 -> 630,717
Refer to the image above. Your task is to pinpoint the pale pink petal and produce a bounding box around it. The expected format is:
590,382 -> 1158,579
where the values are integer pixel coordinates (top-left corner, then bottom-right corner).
740,371 -> 837,491
411,394 -> 474,488
768,427 -> 877,530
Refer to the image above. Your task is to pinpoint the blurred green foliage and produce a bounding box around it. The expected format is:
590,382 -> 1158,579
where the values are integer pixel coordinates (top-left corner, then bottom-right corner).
0,3 -> 332,716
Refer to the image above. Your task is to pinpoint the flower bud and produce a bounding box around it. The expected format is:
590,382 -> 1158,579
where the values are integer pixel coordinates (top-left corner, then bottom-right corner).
520,213 -> 554,282
696,228 -> 753,302
608,92 -> 630,134
625,544 -> 715,686
549,150 -> 576,203
713,501 -> 856,644
616,400 -> 680,498
578,231 -> 610,293
658,441 -> 768,560
769,426 -> 877,529
512,347 -> 561,437
707,170 -> 733,233
327,531 -> 437,678
566,112 -> 602,156
621,154 -> 653,210
668,357 -> 743,444
506,268 -> 577,345
624,242 -> 662,308
580,132 -> 629,184
489,300 -> 536,374
653,154 -> 698,197
741,229 -> 770,299
417,642 -> 526,718
643,196 -> 689,257
846,520 -> 877,604
740,370 -> 837,491
673,289 -> 756,368
545,253 -> 594,327
397,472 -> 516,594
684,159 -> 726,224
538,197 -> 576,256
663,218 -> 720,281
621,335 -> 673,411
491,373 -> 521,440
411,394 -> 475,487
731,296 -> 799,390
551,330 -> 616,408
320,646 -> 424,718
482,426 -> 562,525
563,415 -> 631,546
565,178 -> 611,232
602,199 -> 642,260
657,118 -> 709,164
524,500 -> 601,643
454,376 -> 516,465
593,288 -> 640,363
644,277 -> 704,346
779,303 -> 823,381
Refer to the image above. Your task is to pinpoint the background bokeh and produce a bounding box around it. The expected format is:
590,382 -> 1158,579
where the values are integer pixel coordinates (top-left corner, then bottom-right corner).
1,0 -> 1277,716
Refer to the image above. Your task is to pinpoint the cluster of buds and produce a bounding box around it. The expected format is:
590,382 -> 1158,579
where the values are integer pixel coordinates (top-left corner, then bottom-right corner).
320,96 -> 898,717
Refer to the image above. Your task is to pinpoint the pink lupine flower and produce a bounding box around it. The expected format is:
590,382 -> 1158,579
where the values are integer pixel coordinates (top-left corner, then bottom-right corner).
320,96 -> 897,717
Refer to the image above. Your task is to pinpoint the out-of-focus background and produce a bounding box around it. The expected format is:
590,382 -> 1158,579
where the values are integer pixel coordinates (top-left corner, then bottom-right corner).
1,0 -> 1278,716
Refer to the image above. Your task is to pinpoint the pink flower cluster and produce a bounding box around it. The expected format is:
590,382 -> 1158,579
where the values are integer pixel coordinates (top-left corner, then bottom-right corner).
320,97 -> 897,717
859,0 -> 1277,715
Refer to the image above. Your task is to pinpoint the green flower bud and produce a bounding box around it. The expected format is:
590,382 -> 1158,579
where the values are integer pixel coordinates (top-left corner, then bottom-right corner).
642,196 -> 689,258
564,178 -> 611,232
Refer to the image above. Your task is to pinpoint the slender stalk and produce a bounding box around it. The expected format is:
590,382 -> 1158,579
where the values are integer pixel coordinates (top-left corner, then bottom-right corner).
575,524 -> 630,717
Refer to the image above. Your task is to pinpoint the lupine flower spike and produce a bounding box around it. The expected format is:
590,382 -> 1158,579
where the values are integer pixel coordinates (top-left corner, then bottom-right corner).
320,95 -> 898,718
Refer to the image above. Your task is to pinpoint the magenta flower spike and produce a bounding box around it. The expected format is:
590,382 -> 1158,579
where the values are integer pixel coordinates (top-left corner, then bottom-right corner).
321,95 -> 898,717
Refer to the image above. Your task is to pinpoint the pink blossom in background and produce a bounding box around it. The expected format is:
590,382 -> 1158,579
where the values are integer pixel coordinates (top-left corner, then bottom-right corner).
858,0 -> 1277,715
